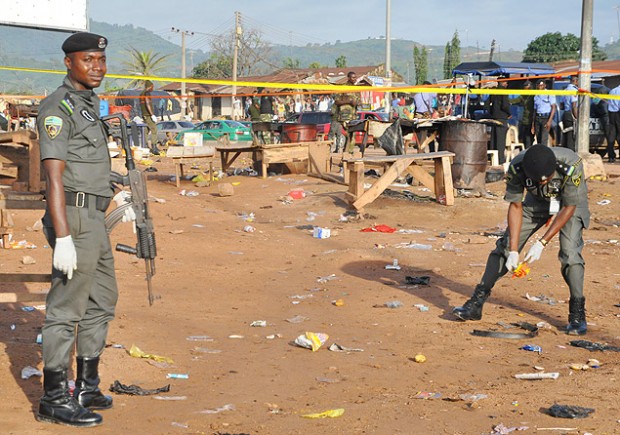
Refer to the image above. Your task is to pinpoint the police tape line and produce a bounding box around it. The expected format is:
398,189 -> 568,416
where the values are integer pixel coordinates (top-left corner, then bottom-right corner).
1,65 -> 619,100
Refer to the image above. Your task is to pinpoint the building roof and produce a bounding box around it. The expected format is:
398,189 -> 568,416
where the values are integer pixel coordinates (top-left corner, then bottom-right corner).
551,59 -> 620,79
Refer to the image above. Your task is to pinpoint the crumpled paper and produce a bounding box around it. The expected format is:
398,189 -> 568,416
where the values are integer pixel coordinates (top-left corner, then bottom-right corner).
294,332 -> 328,352
128,344 -> 174,364
301,408 -> 344,419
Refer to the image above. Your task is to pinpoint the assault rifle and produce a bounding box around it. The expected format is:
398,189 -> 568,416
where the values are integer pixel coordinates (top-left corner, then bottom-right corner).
102,114 -> 157,305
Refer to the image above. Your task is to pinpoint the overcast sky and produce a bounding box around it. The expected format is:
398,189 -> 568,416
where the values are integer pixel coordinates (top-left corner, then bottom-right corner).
89,0 -> 617,53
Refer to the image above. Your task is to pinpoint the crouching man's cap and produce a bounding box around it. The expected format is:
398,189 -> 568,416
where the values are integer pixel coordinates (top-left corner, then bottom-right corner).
62,32 -> 108,54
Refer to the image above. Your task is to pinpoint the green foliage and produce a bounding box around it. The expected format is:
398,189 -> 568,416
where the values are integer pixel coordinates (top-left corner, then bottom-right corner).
523,32 -> 607,62
308,62 -> 325,69
121,47 -> 172,88
442,31 -> 461,79
192,53 -> 233,79
413,46 -> 428,84
335,55 -> 347,68
282,57 -> 301,68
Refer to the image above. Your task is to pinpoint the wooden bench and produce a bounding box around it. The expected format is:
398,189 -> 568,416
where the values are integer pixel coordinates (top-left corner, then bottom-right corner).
259,140 -> 331,179
166,145 -> 215,188
343,151 -> 456,210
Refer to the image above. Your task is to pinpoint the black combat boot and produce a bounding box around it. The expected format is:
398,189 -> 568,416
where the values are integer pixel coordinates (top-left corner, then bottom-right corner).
566,297 -> 587,335
74,357 -> 113,410
37,369 -> 102,427
452,286 -> 491,321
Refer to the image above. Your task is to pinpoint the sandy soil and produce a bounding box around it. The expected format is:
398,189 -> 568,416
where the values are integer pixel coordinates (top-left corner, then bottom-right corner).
1,152 -> 620,435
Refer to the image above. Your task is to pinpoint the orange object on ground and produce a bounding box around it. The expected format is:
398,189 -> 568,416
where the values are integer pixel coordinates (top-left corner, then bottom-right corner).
511,262 -> 530,279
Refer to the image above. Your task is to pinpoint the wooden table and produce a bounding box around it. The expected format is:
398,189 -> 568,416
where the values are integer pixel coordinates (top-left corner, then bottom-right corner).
343,151 -> 456,210
166,145 -> 215,188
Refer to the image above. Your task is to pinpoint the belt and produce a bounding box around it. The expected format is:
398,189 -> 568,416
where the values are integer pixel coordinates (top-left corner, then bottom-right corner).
64,191 -> 111,212
536,113 -> 550,117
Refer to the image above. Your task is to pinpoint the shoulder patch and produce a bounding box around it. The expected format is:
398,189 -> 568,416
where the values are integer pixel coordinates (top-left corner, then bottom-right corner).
571,172 -> 582,187
59,93 -> 74,115
44,116 -> 63,139
80,109 -> 96,122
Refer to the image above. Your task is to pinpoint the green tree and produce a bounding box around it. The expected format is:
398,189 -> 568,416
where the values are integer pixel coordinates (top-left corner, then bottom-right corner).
282,57 -> 300,68
522,32 -> 607,62
442,30 -> 461,79
335,55 -> 347,68
192,27 -> 273,79
308,62 -> 325,69
122,47 -> 171,88
413,45 -> 428,85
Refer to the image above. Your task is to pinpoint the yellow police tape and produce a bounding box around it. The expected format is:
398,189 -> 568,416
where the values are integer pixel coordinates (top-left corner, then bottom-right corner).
0,65 -> 618,100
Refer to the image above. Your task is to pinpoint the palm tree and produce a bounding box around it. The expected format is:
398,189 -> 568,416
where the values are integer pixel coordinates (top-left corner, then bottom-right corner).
122,47 -> 172,88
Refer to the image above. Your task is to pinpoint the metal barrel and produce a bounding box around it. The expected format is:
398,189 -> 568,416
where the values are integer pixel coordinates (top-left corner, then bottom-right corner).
439,121 -> 488,191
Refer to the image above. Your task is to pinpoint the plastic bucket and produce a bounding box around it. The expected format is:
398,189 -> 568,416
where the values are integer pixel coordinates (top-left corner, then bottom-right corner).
281,123 -> 317,143
439,121 -> 488,191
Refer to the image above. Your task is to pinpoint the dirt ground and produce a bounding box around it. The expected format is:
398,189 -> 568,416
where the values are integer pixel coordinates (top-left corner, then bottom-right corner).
1,151 -> 620,435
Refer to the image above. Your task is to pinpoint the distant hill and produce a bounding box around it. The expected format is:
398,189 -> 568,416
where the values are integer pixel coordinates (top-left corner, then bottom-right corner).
4,20 -> 617,95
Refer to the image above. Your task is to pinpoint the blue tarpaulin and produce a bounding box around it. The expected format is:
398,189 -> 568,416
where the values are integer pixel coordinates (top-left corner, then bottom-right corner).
452,61 -> 555,77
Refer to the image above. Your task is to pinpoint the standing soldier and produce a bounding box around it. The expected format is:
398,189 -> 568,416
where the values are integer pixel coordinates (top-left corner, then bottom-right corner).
330,71 -> 360,153
36,32 -> 135,427
140,80 -> 160,155
453,145 -> 590,336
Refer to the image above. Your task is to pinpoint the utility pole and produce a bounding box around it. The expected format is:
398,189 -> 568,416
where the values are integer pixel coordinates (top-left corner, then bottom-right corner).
614,5 -> 620,44
172,27 -> 194,117
577,0 -> 593,154
488,39 -> 496,62
232,11 -> 241,99
384,0 -> 392,113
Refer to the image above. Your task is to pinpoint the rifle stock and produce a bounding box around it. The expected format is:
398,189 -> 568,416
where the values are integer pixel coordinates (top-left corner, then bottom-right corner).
102,114 -> 157,305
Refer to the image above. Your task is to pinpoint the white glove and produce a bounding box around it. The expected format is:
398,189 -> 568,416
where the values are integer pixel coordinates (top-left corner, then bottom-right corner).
524,240 -> 545,264
113,190 -> 136,223
53,235 -> 77,280
151,114 -> 158,123
505,251 -> 520,272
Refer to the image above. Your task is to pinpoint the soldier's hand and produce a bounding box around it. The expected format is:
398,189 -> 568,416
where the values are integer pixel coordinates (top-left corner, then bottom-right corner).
505,251 -> 520,272
113,190 -> 136,223
54,235 -> 77,280
151,114 -> 158,123
524,241 -> 545,264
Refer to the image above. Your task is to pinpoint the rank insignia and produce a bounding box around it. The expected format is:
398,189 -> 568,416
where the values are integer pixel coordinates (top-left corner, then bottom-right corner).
572,172 -> 582,187
44,116 -> 63,139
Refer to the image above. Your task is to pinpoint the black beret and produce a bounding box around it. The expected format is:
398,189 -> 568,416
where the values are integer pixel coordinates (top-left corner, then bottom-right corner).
62,32 -> 108,54
522,145 -> 556,182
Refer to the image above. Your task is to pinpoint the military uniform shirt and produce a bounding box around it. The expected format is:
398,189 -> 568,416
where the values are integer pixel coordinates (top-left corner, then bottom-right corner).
37,76 -> 112,198
504,147 -> 588,216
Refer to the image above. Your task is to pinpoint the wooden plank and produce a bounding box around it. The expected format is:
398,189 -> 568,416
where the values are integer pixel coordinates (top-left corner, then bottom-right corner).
0,273 -> 52,282
262,147 -> 308,164
0,199 -> 46,210
344,151 -> 455,164
0,289 -> 50,303
405,164 -> 435,193
28,138 -> 41,192
307,141 -> 331,175
436,155 -> 455,206
352,157 -> 415,210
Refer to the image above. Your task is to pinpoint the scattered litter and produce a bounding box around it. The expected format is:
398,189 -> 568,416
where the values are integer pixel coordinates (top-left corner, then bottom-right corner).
286,315 -> 308,324
171,422 -> 189,428
570,340 -> 620,352
192,348 -> 222,354
521,344 -> 542,354
166,373 -> 189,379
413,392 -> 441,399
179,189 -> 199,197
265,334 -> 283,340
301,408 -> 344,419
491,423 -> 529,433
317,274 -> 337,283
546,404 -> 595,419
313,227 -> 331,239
21,306 -> 36,312
228,251 -> 244,255
192,224 -> 205,228
511,262 -> 530,279
315,377 -> 340,383
332,299 -> 345,306
360,224 -> 396,233
21,366 -> 42,379
288,190 -> 306,199
397,229 -> 424,234
472,322 -> 538,339
395,242 -> 432,250
186,335 -> 213,342
250,320 -> 267,327
36,334 -> 42,344
238,212 -> 255,222
128,344 -> 174,364
290,294 -> 313,300
385,259 -> 401,270
0,239 -> 37,249
198,403 -> 235,414
596,199 -> 611,206
413,354 -> 426,363
383,300 -> 403,309
405,276 -> 431,285
458,393 -> 488,402
526,293 -> 558,305
294,332 -> 329,352
109,381 -> 170,396
243,225 -> 256,233
328,343 -> 364,352
514,372 -> 559,380
21,255 -> 36,265
228,335 -> 244,339
155,397 -> 186,401
413,304 -> 429,312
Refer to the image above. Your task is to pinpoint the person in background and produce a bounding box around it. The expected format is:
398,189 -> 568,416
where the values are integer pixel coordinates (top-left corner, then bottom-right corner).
330,71 -> 360,153
453,145 -> 590,336
510,81 -> 535,149
36,31 -> 136,428
560,75 -> 579,151
413,81 -> 438,151
532,79 -> 556,146
318,95 -> 329,112
140,80 -> 160,155
486,78 -> 511,165
605,81 -> 620,163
